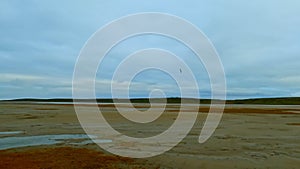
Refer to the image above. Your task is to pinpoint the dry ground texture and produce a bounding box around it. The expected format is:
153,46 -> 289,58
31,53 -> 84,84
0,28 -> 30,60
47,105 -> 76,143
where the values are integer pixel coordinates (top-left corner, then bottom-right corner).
0,102 -> 299,169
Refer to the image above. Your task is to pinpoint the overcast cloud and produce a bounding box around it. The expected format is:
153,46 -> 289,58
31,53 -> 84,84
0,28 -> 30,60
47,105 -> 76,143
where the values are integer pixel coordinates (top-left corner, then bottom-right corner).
0,0 -> 300,99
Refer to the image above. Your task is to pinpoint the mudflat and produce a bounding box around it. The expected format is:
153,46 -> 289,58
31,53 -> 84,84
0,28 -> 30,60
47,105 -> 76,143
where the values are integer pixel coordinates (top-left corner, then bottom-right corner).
0,102 -> 299,169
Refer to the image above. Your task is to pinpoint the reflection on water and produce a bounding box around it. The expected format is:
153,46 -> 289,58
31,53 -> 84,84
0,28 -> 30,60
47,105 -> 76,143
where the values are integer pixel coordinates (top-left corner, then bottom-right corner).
0,134 -> 112,150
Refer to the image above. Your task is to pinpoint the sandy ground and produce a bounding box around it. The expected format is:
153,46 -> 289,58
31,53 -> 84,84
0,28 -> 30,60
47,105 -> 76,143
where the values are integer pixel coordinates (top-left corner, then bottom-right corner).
0,102 -> 299,169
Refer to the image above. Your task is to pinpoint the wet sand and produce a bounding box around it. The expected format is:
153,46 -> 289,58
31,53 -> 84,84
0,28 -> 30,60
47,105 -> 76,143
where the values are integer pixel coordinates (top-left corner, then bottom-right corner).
0,102 -> 299,169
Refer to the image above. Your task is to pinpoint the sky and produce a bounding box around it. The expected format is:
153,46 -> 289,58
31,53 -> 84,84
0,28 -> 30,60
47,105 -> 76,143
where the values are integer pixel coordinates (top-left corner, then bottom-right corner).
0,0 -> 300,100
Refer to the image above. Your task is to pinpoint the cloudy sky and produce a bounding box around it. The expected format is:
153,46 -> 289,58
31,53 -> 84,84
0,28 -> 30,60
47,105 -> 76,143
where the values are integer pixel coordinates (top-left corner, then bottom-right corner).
1,0 -> 300,100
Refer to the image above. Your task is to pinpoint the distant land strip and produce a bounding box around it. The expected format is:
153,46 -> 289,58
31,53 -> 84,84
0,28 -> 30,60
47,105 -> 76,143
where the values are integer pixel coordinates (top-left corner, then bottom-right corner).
1,97 -> 300,105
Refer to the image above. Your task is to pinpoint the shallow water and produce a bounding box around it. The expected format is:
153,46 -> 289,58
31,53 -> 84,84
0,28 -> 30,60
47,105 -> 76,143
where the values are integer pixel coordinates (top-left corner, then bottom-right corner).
70,139 -> 113,145
0,134 -> 111,150
0,131 -> 24,135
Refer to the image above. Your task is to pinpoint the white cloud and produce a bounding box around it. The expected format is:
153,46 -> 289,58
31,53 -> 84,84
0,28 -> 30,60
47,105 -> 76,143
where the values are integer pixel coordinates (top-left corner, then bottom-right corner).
0,1 -> 300,99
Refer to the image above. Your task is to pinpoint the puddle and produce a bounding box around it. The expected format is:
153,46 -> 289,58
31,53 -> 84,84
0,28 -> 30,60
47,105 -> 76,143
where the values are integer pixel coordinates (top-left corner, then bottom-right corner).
0,134 -> 111,150
0,131 -> 24,135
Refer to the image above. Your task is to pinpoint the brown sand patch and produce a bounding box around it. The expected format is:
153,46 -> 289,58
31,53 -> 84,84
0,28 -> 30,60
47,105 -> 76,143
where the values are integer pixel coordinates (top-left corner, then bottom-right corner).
0,147 -> 153,169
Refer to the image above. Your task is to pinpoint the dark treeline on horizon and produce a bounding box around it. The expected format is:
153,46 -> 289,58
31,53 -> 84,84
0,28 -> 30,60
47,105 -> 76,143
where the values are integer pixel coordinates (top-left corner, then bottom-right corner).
1,97 -> 300,105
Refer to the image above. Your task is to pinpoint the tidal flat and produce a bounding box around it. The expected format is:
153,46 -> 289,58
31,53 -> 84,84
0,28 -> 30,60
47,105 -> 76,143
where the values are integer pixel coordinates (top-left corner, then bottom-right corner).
0,102 -> 299,169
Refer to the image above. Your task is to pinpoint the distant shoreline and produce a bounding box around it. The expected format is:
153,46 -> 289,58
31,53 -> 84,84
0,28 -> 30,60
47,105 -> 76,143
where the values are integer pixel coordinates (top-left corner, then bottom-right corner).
1,97 -> 300,105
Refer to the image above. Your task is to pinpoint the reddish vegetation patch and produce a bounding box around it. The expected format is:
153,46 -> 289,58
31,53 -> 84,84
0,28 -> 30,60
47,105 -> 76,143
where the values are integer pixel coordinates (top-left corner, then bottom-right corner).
0,147 -> 151,169
286,122 -> 300,126
199,108 -> 300,114
35,108 -> 59,110
31,104 -> 300,115
166,107 -> 300,114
